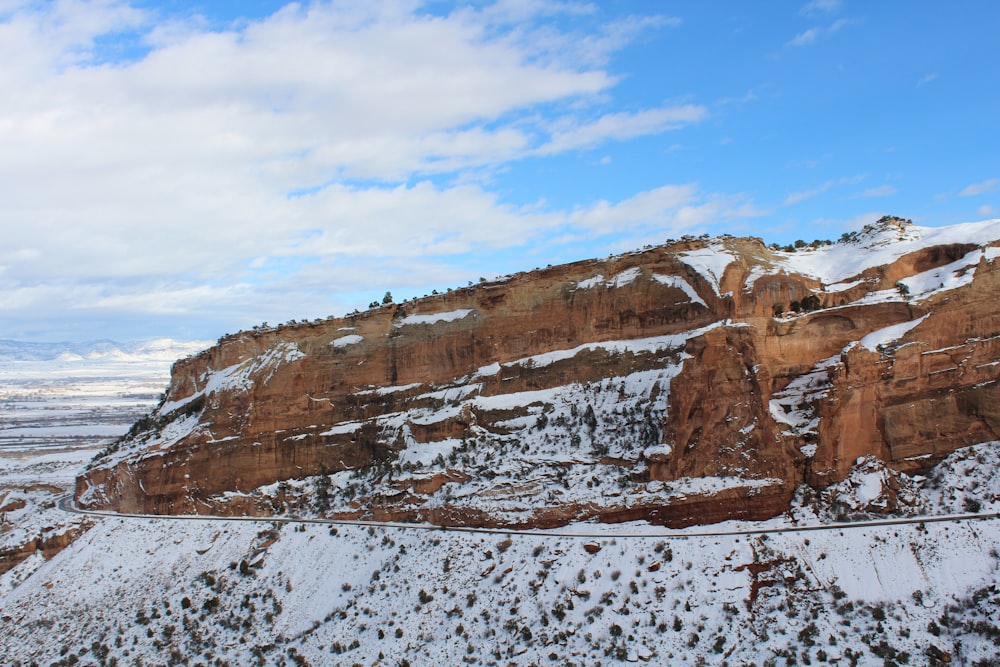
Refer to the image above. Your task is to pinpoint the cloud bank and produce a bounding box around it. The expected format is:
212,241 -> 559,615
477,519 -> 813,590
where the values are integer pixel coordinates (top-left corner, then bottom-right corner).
0,0 -> 728,340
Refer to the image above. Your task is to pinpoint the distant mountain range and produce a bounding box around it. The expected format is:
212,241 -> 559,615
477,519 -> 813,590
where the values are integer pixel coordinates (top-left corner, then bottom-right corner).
0,338 -> 210,363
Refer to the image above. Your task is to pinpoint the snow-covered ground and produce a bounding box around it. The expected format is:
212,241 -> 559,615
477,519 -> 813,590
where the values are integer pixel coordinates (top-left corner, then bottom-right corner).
2,446 -> 999,665
0,338 -> 207,605
777,218 -> 1000,286
5,221 -> 1000,664
0,338 -> 207,455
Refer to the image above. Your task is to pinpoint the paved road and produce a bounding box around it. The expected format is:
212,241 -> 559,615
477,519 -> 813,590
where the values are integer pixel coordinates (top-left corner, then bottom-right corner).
57,493 -> 1000,540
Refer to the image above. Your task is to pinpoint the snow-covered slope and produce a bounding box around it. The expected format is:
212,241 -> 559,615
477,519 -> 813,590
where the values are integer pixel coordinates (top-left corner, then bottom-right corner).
777,217 -> 1000,285
3,442 -> 1000,666
5,219 -> 1000,665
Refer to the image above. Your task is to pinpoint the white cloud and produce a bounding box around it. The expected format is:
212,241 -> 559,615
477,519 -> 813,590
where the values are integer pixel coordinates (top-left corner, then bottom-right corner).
787,28 -> 820,47
800,0 -> 841,16
784,180 -> 833,205
282,181 -> 564,259
0,1 -> 642,201
536,104 -> 707,155
567,185 -> 763,237
827,18 -> 851,33
568,184 -> 697,230
959,178 -> 999,197
784,175 -> 864,205
0,178 -> 763,339
978,204 -> 997,217
787,18 -> 852,47
717,90 -> 760,107
0,1 -> 720,339
856,185 -> 898,198
916,73 -> 938,87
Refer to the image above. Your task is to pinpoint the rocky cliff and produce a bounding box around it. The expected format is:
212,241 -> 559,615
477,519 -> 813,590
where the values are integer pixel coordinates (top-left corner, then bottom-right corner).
77,217 -> 1000,528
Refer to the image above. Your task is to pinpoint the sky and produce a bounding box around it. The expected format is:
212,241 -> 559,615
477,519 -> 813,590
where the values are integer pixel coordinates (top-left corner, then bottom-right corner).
1,0 -> 998,343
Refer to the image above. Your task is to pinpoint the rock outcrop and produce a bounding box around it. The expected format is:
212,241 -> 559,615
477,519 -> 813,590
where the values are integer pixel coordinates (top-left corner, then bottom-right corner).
77,217 -> 1000,528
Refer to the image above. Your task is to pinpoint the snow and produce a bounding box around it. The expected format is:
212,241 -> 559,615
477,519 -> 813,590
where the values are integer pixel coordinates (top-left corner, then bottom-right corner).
831,457 -> 892,510
5,438 -> 1000,667
898,248 -> 983,298
0,423 -> 124,438
474,361 -> 500,376
331,334 -> 363,347
677,244 -> 736,295
575,274 -> 604,289
393,309 -> 474,327
397,437 -> 463,466
319,421 -> 362,436
824,278 -> 866,292
0,448 -> 94,489
160,341 -> 305,415
506,321 -> 723,371
768,354 -> 840,438
414,383 -> 481,403
610,266 -> 641,287
575,267 -> 642,289
858,314 -> 929,352
850,287 -> 906,306
650,274 -> 707,307
367,382 -> 423,396
0,345 -> 177,459
0,338 -> 209,364
3,482 -> 998,666
642,444 -> 672,458
472,386 -> 561,411
9,222 -> 1000,664
779,218 -> 1000,285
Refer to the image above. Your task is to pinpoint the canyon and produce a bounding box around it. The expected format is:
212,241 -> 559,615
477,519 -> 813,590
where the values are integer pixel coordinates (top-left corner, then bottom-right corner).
76,217 -> 1000,530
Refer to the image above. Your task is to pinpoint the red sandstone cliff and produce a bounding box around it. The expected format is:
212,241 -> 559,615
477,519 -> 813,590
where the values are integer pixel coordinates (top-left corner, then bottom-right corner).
77,217 -> 1000,528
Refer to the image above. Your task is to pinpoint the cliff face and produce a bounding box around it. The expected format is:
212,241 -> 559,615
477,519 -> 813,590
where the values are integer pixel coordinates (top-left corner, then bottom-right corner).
77,218 -> 1000,528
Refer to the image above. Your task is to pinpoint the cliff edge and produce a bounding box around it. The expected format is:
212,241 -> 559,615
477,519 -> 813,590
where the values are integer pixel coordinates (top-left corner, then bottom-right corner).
77,217 -> 1000,528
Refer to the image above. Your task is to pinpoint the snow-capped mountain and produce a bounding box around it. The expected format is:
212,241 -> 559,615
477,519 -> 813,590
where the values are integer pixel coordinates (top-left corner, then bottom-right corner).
0,338 -> 208,364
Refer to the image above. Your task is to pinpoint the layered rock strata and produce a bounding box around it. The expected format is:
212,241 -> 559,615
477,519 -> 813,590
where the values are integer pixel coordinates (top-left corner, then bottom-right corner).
77,218 -> 1000,528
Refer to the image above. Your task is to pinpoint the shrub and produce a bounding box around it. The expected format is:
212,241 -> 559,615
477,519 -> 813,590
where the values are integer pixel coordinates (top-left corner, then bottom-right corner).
801,294 -> 822,312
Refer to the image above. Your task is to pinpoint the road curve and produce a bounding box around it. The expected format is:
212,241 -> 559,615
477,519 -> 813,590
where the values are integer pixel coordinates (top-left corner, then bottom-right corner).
56,494 -> 1000,540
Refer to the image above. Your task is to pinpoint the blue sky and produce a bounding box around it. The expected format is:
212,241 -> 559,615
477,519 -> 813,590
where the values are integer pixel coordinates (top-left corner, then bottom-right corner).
1,0 -> 997,343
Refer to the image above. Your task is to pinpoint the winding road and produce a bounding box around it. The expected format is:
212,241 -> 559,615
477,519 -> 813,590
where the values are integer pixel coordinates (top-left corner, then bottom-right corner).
57,493 -> 1000,540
